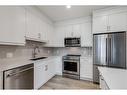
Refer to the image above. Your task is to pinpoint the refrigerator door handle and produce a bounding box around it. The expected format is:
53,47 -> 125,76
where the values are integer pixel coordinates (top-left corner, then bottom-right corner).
109,37 -> 112,64
106,38 -> 108,64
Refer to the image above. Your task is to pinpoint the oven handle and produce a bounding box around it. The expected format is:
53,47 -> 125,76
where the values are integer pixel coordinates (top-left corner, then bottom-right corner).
63,60 -> 79,62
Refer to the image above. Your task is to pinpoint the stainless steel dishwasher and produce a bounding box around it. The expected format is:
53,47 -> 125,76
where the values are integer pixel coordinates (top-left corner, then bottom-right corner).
3,63 -> 33,89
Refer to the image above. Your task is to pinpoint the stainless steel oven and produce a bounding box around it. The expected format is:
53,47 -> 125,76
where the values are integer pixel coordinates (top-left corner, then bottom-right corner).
62,55 -> 80,79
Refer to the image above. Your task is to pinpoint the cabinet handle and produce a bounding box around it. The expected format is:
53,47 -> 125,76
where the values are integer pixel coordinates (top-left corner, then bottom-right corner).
71,32 -> 73,37
45,65 -> 48,71
107,26 -> 109,31
38,33 -> 41,39
108,26 -> 110,31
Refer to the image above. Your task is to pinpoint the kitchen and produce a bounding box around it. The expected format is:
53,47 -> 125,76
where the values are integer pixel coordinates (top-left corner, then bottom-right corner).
0,5 -> 127,90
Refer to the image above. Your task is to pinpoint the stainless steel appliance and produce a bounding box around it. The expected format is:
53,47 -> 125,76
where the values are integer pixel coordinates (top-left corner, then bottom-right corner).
93,32 -> 126,83
64,37 -> 81,47
3,64 -> 33,89
62,55 -> 80,79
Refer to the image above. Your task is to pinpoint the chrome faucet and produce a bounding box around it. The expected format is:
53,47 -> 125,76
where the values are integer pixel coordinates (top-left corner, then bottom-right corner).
32,46 -> 40,58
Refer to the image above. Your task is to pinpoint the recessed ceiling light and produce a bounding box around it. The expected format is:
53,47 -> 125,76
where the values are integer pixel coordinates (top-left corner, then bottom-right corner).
66,5 -> 71,9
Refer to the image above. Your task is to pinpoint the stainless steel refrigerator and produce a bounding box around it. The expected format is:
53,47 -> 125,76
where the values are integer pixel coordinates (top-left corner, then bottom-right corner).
93,32 -> 126,83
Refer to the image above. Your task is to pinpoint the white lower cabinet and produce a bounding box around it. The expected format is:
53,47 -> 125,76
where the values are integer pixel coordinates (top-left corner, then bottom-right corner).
34,59 -> 56,89
80,57 -> 93,81
0,71 -> 3,89
47,59 -> 56,79
54,57 -> 62,75
99,74 -> 109,90
34,62 -> 46,89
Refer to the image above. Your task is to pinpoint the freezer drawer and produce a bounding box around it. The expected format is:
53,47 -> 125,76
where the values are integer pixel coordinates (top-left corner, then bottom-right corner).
3,64 -> 33,89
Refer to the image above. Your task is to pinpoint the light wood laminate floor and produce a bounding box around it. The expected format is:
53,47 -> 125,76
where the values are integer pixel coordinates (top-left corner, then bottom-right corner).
40,75 -> 100,89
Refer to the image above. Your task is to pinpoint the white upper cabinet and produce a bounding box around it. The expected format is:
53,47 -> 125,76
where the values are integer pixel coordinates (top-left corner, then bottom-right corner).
26,10 -> 38,39
26,9 -> 43,41
72,24 -> 81,37
108,12 -> 127,32
81,22 -> 92,47
0,7 -> 25,45
64,25 -> 73,37
45,24 -> 55,47
26,8 -> 51,42
53,26 -> 65,47
93,16 -> 108,33
93,7 -> 127,34
52,17 -> 92,47
64,24 -> 81,37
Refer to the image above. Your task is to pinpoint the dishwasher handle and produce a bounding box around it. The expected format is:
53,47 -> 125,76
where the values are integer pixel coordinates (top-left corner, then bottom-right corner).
6,67 -> 33,78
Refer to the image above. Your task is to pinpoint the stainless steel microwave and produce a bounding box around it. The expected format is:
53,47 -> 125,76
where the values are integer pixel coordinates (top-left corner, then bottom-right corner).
64,37 -> 81,47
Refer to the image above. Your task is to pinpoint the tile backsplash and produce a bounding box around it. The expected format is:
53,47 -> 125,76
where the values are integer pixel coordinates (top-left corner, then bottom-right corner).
0,41 -> 53,59
53,47 -> 92,57
0,40 -> 92,59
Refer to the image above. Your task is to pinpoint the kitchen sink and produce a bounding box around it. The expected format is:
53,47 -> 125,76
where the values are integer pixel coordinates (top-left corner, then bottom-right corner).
30,57 -> 47,61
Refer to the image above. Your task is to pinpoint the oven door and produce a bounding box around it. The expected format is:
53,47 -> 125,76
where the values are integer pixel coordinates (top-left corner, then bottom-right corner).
63,60 -> 79,75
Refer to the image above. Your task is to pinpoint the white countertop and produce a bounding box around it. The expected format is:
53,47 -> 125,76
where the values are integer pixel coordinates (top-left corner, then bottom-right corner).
0,55 -> 90,72
98,67 -> 127,89
0,56 -> 60,71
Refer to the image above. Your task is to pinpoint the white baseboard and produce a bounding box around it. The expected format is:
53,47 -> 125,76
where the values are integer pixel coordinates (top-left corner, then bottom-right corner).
56,72 -> 62,76
80,77 -> 93,82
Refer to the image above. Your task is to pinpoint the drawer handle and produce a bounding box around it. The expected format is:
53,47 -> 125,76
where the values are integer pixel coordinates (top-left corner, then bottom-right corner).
45,65 -> 48,71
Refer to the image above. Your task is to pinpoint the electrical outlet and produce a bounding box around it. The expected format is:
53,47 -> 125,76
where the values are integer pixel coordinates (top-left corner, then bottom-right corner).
6,52 -> 13,58
56,50 -> 59,54
47,50 -> 50,54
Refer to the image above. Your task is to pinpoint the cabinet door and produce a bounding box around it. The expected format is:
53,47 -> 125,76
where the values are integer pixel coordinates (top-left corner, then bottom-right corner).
72,24 -> 81,37
47,60 -> 56,79
37,19 -> 44,40
81,22 -> 92,47
45,24 -> 54,46
93,16 -> 108,34
34,62 -> 46,89
108,12 -> 127,32
41,22 -> 48,41
0,7 -> 25,45
54,26 -> 65,47
26,9 -> 38,39
80,57 -> 93,80
64,25 -> 73,37
0,71 -> 3,89
55,57 -> 62,75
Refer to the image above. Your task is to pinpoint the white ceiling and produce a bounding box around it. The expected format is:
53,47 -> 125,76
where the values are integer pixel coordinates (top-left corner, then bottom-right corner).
38,6 -> 111,22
